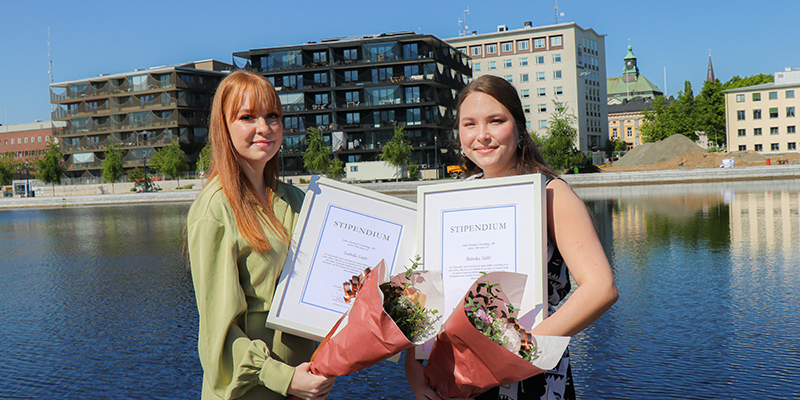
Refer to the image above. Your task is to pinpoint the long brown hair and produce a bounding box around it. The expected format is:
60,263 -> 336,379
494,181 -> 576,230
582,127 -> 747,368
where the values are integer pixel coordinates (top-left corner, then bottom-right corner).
207,70 -> 287,252
456,75 -> 556,178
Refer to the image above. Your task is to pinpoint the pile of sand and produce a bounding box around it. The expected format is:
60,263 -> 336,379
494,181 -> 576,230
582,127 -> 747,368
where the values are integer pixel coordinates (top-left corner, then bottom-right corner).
604,134 -> 800,172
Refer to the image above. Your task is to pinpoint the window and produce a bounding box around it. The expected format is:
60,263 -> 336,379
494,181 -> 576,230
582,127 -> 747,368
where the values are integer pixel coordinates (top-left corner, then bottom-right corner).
343,48 -> 358,61
520,57 -> 528,66
504,75 -> 513,82
789,126 -> 797,134
739,145 -> 747,151
535,55 -> 545,64
537,88 -> 546,97
313,72 -> 328,85
471,47 -> 481,56
520,73 -> 529,82
627,127 -> 633,137
536,72 -> 545,81
373,67 -> 392,83
788,107 -> 796,117
10,139 -> 14,145
502,42 -> 513,52
752,93 -> 761,101
284,116 -> 302,130
504,59 -> 512,68
534,38 -> 545,49
406,108 -> 421,125
789,142 -> 797,151
770,108 -> 779,118
771,127 -> 779,135
553,70 -> 562,79
538,104 -> 547,113
771,143 -> 780,151
526,121 -> 531,130
738,129 -> 746,137
787,90 -> 795,99
552,54 -> 561,63
344,70 -> 358,82
24,138 -> 28,144
523,105 -> 530,113
754,144 -> 763,152
554,86 -> 563,95
550,36 -> 562,47
538,120 -> 548,129
45,136 -> 49,142
314,93 -> 329,105
405,86 -> 420,103
316,114 -> 330,126
403,43 -> 418,59
737,110 -> 746,121
753,109 -> 762,120
736,94 -> 745,102
769,91 -> 778,100
486,44 -> 497,54
37,136 -> 41,143
612,128 -> 618,139
521,89 -> 530,98
474,63 -> 481,71
754,128 -> 762,136
518,40 -> 530,51
346,112 -> 360,124
312,51 -> 327,64
345,91 -> 360,104
488,61 -> 496,70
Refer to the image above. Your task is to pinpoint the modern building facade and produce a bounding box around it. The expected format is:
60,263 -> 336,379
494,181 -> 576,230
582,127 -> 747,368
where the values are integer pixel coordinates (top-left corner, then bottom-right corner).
724,67 -> 799,154
49,60 -> 232,179
0,121 -> 64,162
446,22 -> 608,152
232,32 -> 471,175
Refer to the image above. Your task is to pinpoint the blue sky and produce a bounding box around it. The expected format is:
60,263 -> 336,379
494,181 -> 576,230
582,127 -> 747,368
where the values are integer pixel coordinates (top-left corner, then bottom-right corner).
1,0 -> 797,126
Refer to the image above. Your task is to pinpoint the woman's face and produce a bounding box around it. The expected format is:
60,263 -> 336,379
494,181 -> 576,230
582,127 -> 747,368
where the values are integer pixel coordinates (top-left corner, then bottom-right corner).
458,92 -> 519,178
228,94 -> 282,172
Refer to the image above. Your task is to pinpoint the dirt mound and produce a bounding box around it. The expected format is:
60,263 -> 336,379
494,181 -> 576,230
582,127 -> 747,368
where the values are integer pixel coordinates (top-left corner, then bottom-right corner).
604,148 -> 800,172
613,134 -> 704,167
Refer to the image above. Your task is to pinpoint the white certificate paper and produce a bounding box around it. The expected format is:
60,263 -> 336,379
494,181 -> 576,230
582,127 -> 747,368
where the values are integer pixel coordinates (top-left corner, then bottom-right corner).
267,176 -> 417,341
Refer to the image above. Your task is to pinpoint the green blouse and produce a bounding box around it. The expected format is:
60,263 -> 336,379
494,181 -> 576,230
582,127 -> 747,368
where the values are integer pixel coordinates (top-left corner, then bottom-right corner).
187,177 -> 315,399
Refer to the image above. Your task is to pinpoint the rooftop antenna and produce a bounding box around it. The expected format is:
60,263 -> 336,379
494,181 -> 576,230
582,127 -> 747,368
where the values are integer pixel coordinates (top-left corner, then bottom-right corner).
47,26 -> 53,84
458,7 -> 470,36
554,0 -> 564,24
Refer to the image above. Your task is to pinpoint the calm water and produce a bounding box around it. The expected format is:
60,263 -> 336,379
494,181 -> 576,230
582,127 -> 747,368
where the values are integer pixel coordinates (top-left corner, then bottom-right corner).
1,180 -> 799,399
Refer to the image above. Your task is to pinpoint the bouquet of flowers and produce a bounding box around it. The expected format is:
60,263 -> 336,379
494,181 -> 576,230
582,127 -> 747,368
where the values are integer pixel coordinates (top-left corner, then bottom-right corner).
423,272 -> 570,399
305,258 -> 443,378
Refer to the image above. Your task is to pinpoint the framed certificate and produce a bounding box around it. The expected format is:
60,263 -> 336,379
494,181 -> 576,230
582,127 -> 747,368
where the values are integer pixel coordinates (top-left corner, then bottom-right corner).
417,174 -> 548,329
267,176 -> 418,341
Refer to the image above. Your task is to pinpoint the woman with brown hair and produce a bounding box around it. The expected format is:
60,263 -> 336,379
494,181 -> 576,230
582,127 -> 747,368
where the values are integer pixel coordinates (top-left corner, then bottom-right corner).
405,75 -> 617,400
187,71 -> 335,400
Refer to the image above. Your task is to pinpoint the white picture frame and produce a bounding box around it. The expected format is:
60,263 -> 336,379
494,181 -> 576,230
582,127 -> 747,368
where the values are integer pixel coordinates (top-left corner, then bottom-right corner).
415,174 -> 548,357
267,176 -> 418,342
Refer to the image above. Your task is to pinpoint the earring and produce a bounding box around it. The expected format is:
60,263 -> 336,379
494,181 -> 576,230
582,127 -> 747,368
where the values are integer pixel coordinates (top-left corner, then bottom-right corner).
460,149 -> 466,157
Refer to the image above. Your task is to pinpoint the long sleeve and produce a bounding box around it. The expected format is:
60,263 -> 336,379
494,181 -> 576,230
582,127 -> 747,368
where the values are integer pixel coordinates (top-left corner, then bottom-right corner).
187,180 -> 314,400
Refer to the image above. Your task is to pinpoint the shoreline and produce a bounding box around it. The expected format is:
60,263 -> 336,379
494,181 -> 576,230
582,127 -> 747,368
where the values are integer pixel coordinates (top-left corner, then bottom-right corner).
2,164 -> 799,210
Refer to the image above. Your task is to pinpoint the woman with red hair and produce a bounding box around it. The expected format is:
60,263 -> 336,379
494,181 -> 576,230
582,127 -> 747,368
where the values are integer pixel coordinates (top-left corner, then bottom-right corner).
187,71 -> 335,400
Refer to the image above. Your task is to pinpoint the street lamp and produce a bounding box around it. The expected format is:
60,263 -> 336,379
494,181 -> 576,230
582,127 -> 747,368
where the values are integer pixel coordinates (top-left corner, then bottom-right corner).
24,160 -> 30,198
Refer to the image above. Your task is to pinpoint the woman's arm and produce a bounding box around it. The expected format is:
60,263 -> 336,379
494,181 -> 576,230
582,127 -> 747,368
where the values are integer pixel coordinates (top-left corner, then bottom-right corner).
404,352 -> 444,400
530,179 -> 618,337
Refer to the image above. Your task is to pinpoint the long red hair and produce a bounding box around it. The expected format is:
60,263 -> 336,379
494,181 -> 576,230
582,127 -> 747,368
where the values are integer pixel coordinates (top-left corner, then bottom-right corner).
207,71 -> 287,252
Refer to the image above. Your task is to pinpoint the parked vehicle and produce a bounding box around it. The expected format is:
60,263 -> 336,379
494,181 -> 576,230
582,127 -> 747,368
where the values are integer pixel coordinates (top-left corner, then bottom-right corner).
344,161 -> 407,182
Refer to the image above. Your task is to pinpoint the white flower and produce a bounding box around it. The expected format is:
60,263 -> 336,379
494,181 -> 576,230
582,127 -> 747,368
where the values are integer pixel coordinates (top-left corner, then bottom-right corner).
500,324 -> 521,354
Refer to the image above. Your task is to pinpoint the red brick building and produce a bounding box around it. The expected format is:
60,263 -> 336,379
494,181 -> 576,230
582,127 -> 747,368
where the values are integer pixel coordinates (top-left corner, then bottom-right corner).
0,121 -> 65,163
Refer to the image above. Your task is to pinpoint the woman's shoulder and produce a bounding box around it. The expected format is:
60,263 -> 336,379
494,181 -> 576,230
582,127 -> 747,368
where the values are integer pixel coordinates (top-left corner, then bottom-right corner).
187,177 -> 231,225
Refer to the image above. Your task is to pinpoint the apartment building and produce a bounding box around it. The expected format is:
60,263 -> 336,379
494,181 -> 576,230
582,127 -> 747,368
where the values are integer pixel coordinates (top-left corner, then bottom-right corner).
49,60 -> 231,178
0,120 -> 65,162
232,32 -> 471,175
447,22 -> 607,152
725,67 -> 800,154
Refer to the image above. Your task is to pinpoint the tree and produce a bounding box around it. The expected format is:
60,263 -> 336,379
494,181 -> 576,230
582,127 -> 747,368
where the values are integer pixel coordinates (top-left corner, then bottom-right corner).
379,123 -> 413,181
723,73 -> 773,90
127,167 -> 149,192
303,126 -> 334,175
0,157 -> 14,185
35,142 -> 66,193
150,141 -> 188,186
101,142 -> 124,193
640,96 -> 672,143
674,81 -> 698,140
197,143 -> 212,175
695,79 -> 726,148
327,158 -> 345,180
540,102 -> 583,171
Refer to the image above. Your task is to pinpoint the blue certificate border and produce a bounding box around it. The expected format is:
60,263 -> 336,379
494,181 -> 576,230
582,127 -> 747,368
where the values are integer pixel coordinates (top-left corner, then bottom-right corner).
440,204 -> 518,274
300,204 -> 404,313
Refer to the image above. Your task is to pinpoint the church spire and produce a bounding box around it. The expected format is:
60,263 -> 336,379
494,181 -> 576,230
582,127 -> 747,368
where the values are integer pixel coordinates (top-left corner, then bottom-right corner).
706,49 -> 716,82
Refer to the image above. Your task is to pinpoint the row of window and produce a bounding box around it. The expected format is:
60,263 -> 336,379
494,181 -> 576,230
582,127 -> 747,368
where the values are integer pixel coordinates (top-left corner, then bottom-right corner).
2,136 -> 51,147
738,143 -> 798,152
473,54 -> 563,72
501,71 -> 563,82
468,35 -> 563,57
520,87 -> 564,98
1,149 -> 46,158
736,107 -> 796,120
735,90 -> 795,102
737,126 -> 797,136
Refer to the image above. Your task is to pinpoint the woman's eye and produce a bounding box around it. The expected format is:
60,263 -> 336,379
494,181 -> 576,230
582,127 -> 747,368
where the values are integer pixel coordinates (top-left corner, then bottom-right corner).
267,113 -> 279,119
239,114 -> 252,121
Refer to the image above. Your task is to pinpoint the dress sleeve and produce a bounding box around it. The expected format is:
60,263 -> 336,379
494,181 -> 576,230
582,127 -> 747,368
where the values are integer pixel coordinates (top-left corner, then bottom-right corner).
188,213 -> 296,399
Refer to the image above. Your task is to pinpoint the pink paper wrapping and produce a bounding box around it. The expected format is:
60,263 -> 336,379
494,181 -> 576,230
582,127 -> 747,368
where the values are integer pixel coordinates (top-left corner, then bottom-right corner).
423,272 -> 548,399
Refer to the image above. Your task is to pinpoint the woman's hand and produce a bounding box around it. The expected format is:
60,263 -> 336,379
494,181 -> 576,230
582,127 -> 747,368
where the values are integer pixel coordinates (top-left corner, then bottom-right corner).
287,362 -> 335,400
404,352 -> 445,400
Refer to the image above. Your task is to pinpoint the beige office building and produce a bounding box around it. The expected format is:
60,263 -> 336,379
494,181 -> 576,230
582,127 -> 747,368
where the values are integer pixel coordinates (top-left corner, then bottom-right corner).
725,67 -> 799,154
447,22 -> 607,152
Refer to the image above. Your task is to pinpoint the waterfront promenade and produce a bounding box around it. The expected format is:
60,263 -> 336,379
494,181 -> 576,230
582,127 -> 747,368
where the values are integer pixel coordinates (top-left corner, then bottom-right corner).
2,164 -> 799,209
